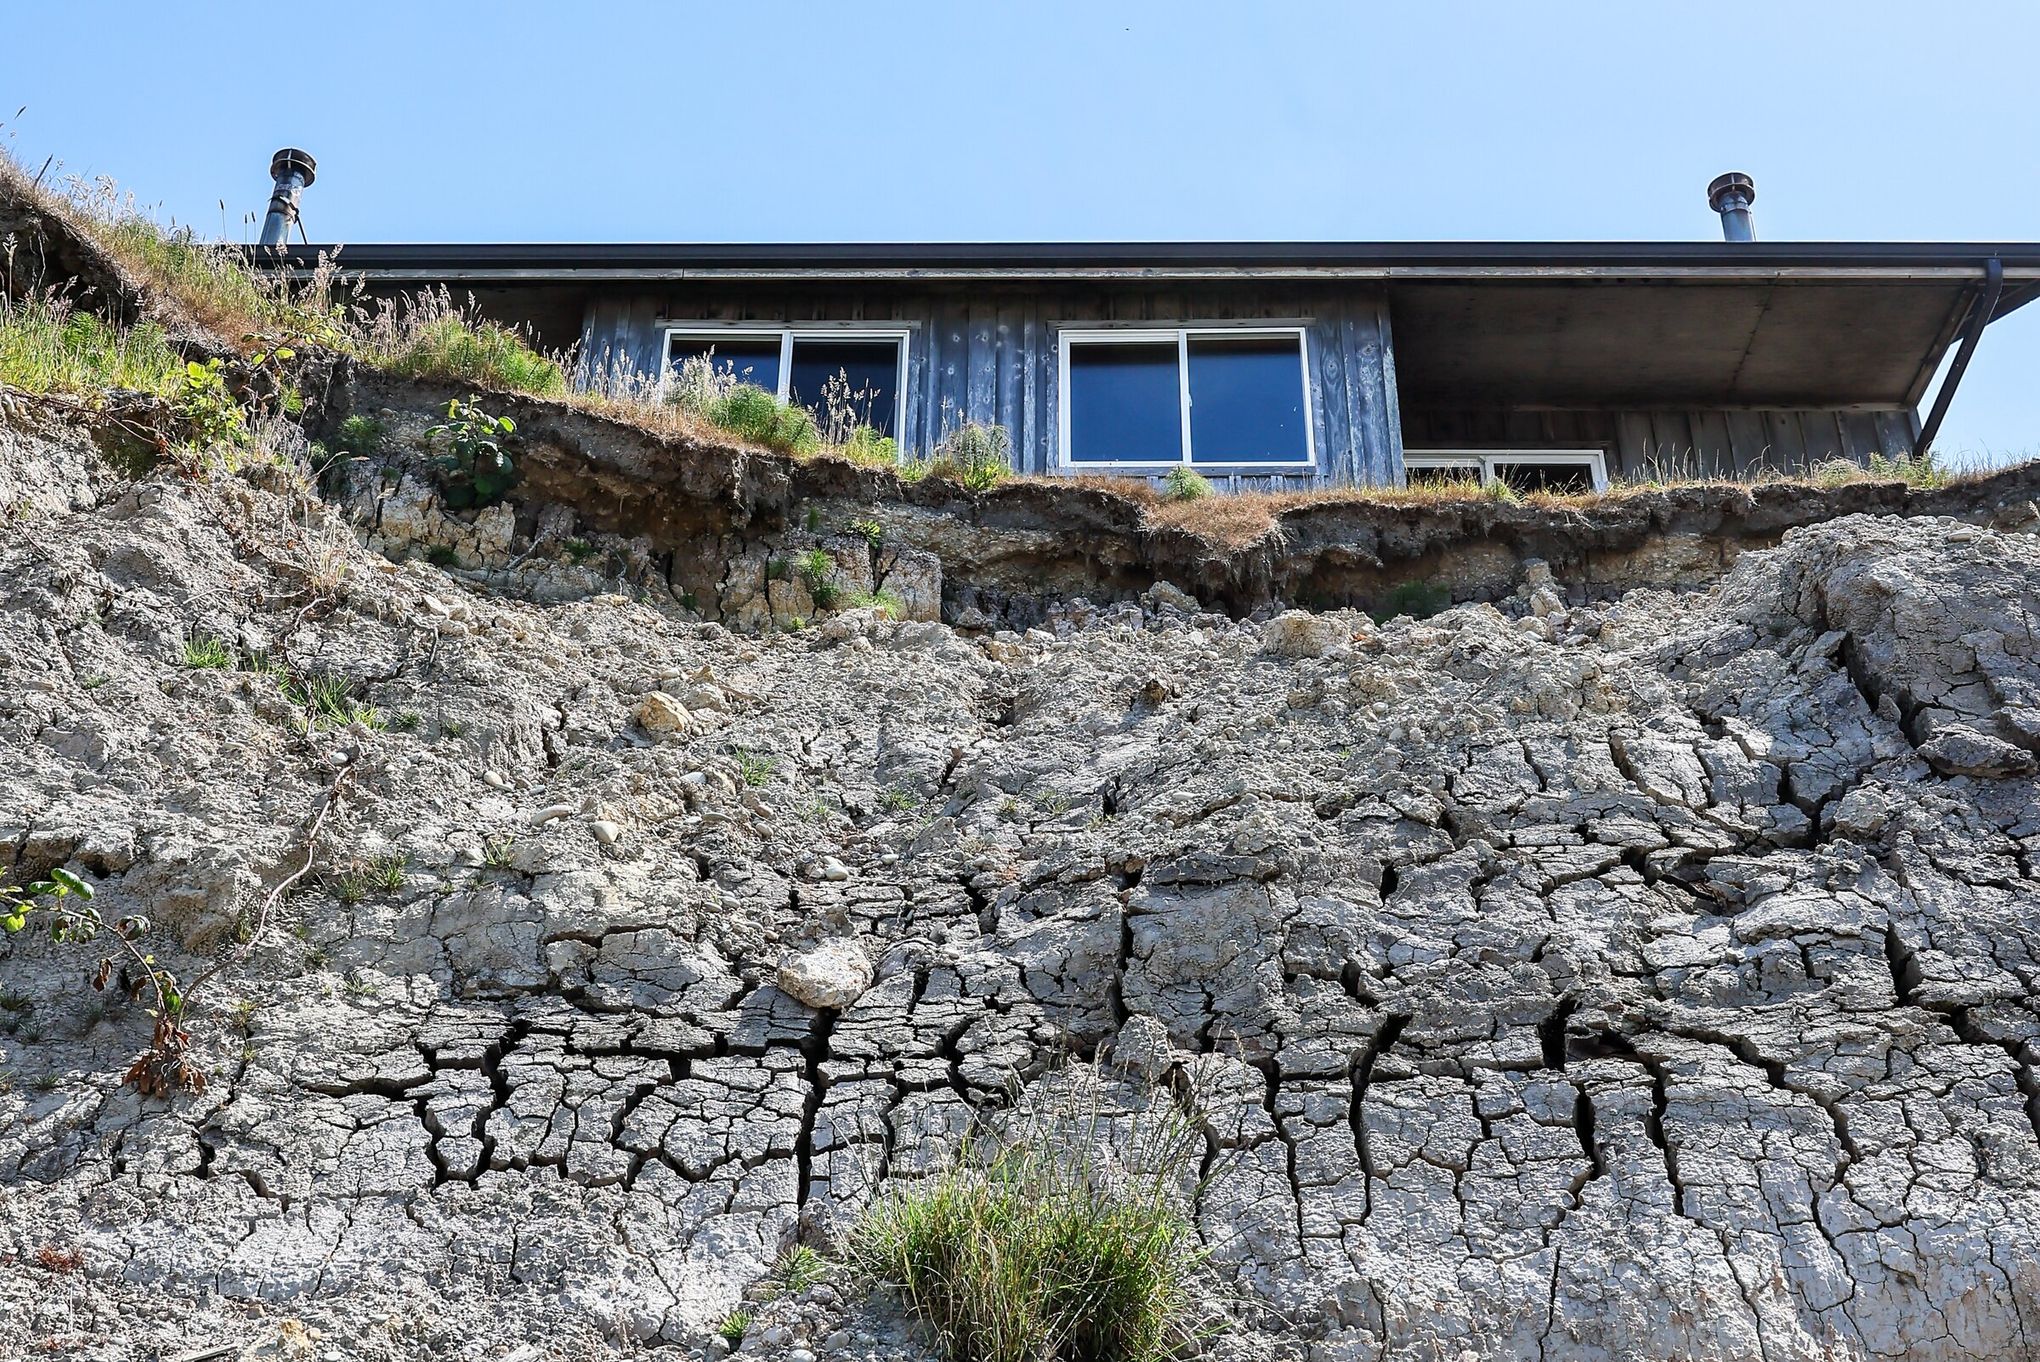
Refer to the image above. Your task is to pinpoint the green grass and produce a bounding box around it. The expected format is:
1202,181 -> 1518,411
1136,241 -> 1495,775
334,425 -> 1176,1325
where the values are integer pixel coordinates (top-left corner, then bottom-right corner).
731,749 -> 777,787
0,295 -> 183,398
182,634 -> 235,669
927,423 -> 1012,491
704,383 -> 822,455
374,311 -> 566,397
850,1127 -> 1204,1362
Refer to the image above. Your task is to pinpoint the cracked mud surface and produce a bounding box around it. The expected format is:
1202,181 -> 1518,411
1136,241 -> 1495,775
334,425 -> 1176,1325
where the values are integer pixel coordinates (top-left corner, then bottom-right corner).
1,414 -> 2037,1361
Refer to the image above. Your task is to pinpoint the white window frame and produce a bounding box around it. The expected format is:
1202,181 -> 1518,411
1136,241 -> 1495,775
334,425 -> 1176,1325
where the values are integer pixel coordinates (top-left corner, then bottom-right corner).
661,323 -> 912,441
1404,449 -> 1609,493
1055,325 -> 1317,471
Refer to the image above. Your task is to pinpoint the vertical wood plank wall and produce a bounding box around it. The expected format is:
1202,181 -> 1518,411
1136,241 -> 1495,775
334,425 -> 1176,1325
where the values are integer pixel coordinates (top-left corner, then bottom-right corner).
1398,406 -> 1917,479
578,283 -> 1403,488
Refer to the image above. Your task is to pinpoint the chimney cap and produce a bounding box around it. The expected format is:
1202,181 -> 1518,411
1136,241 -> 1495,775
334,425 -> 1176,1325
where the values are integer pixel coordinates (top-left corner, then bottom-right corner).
1707,171 -> 1755,210
269,148 -> 317,187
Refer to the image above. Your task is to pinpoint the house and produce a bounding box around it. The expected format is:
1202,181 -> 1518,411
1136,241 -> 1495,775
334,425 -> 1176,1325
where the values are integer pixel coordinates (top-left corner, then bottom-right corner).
278,172 -> 2040,493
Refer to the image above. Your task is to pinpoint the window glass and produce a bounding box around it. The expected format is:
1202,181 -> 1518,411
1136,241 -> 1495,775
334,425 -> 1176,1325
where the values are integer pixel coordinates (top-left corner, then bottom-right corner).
1186,335 -> 1308,464
1067,341 -> 1183,464
1492,461 -> 1596,494
667,335 -> 780,393
789,339 -> 902,438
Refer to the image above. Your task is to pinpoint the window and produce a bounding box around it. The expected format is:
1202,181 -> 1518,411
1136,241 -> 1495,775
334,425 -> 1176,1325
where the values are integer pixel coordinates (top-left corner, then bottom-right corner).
1058,327 -> 1314,468
1404,450 -> 1608,494
664,327 -> 909,438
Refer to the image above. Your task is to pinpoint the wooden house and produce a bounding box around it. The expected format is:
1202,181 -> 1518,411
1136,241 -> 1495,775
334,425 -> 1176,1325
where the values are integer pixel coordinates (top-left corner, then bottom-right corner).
287,181 -> 2038,493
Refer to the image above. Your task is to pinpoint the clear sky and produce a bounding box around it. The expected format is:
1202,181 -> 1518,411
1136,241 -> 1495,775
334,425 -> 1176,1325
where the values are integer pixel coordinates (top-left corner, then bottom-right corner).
8,0 -> 2037,460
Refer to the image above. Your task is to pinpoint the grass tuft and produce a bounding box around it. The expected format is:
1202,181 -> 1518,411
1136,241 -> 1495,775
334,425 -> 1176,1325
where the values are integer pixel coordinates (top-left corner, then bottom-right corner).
850,1095 -> 1205,1362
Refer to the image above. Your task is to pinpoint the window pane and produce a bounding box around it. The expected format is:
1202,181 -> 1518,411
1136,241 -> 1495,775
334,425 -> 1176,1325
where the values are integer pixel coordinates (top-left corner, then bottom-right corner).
1067,341 -> 1183,464
668,335 -> 781,393
789,339 -> 903,438
1493,461 -> 1596,494
1186,335 -> 1308,464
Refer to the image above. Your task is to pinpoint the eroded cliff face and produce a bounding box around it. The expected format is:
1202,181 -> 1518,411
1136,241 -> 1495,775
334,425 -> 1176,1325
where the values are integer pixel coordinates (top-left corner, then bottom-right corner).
1,406 -> 2038,1362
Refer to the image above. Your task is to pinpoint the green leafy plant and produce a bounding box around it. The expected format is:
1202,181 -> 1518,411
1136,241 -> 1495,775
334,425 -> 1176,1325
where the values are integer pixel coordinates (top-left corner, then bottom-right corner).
1868,448 -> 1952,490
426,397 -> 519,509
1161,467 -> 1214,502
845,589 -> 906,620
2,867 -> 200,1097
563,537 -> 598,564
850,518 -> 885,551
0,294 -> 182,397
838,425 -> 899,468
376,307 -> 566,396
482,836 -> 517,870
176,357 -> 246,449
425,544 -> 461,569
371,853 -> 409,891
929,423 -> 1012,492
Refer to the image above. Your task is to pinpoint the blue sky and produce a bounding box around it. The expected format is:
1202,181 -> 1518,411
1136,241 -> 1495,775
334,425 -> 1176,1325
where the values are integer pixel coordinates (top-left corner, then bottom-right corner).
9,0 -> 2037,458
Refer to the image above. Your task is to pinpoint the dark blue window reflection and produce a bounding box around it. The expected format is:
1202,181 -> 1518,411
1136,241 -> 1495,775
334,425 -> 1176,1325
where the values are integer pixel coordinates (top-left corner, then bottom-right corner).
1067,342 -> 1182,463
1187,336 -> 1308,464
789,340 -> 902,437
667,335 -> 781,394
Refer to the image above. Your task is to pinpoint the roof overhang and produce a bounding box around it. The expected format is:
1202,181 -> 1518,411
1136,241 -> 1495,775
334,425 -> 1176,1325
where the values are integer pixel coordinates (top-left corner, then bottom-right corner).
277,241 -> 2040,410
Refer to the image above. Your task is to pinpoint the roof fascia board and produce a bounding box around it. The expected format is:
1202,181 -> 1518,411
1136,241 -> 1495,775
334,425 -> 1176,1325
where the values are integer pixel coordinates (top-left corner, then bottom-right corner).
300,264 -> 2040,285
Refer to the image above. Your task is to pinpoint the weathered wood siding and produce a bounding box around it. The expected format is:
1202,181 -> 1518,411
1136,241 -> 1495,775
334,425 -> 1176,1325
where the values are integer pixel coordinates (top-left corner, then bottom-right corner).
577,283 -> 1402,487
1399,405 -> 1917,479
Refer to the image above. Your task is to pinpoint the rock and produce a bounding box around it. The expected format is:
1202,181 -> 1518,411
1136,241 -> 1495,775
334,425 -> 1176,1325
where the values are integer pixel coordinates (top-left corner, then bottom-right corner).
1144,580 -> 1200,613
1917,723 -> 2038,778
588,819 -> 623,845
776,940 -> 873,1009
883,547 -> 943,623
472,502 -> 516,557
1260,609 -> 1343,659
635,692 -> 691,734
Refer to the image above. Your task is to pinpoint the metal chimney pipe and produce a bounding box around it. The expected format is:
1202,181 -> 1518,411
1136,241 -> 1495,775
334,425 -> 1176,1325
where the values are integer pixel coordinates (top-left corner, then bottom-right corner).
258,148 -> 317,249
1706,172 -> 1757,243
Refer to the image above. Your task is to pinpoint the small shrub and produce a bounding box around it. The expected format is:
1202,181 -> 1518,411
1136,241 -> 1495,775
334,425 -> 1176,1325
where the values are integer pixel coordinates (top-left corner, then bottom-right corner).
878,786 -> 922,814
182,634 -> 234,669
425,397 -> 518,509
336,413 -> 386,454
1161,467 -> 1214,502
425,544 -> 461,569
850,518 -> 885,551
326,869 -> 370,905
715,1311 -> 752,1346
482,836 -> 517,870
176,358 -> 247,449
1372,580 -> 1452,623
563,537 -> 597,564
391,711 -> 423,733
929,423 -> 1012,491
765,556 -> 791,582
